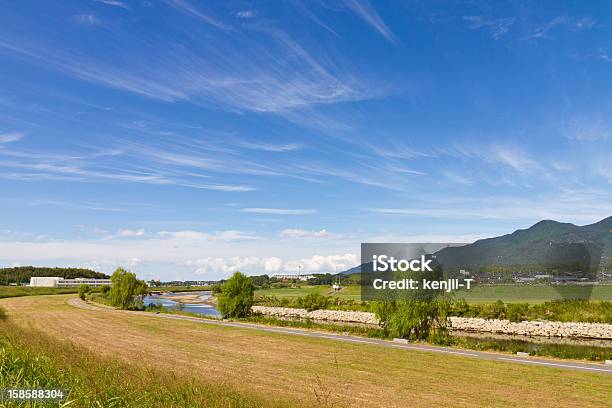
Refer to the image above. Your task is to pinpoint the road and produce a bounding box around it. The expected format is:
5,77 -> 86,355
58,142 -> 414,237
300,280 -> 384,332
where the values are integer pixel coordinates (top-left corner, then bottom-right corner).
68,298 -> 612,375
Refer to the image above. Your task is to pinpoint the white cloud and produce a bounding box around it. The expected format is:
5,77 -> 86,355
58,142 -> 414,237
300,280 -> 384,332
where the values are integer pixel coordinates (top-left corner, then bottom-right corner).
280,229 -> 336,239
283,253 -> 358,274
0,132 -> 24,143
117,228 -> 145,237
242,208 -> 316,215
158,230 -> 260,242
193,253 -> 357,276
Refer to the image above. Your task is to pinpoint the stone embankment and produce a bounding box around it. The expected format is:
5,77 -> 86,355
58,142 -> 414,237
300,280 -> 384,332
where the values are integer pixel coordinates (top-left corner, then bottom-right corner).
251,306 -> 379,325
448,317 -> 612,340
251,306 -> 612,339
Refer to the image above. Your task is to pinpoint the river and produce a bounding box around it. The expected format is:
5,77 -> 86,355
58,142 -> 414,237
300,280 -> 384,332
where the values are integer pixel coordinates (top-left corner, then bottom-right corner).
144,291 -> 221,318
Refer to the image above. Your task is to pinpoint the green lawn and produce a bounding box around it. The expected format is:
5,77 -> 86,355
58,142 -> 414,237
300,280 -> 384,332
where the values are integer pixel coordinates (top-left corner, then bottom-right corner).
256,284 -> 612,304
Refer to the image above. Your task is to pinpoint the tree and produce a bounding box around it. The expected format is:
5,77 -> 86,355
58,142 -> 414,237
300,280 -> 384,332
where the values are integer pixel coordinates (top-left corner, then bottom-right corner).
78,284 -> 90,300
108,267 -> 149,310
217,271 -> 254,318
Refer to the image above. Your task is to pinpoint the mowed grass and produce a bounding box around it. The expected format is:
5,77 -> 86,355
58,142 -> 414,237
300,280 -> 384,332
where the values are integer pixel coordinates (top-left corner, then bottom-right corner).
1,295 -> 611,407
256,284 -> 612,304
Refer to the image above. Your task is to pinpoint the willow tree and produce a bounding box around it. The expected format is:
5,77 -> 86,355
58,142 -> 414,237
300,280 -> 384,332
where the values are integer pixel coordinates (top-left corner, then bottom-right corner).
109,267 -> 149,310
217,271 -> 254,318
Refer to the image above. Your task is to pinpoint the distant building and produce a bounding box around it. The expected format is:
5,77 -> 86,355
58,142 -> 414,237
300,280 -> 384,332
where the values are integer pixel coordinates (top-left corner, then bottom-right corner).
270,273 -> 316,281
29,277 -> 111,288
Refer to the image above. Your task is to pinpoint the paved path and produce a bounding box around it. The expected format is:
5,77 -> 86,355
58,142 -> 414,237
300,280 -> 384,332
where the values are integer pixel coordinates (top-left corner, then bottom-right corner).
68,298 -> 612,375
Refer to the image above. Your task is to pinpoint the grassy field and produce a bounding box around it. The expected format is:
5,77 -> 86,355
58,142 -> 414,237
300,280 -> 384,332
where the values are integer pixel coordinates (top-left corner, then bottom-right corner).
256,284 -> 612,304
1,295 -> 611,407
455,284 -> 612,304
0,286 -> 95,299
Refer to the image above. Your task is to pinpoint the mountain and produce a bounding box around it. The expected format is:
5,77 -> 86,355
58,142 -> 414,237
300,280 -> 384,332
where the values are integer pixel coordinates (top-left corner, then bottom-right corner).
340,264 -> 363,275
339,216 -> 612,275
434,216 -> 611,274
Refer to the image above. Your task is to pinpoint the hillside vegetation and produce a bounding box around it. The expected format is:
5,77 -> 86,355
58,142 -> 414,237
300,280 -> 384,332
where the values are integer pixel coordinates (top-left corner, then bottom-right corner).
0,266 -> 109,285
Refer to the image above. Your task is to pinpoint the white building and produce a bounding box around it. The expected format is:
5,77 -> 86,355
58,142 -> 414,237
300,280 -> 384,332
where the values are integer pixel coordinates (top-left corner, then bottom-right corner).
29,277 -> 111,288
270,273 -> 316,281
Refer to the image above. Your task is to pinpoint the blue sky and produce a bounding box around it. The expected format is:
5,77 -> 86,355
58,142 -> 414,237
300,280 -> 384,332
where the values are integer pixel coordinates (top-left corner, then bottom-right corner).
0,0 -> 610,280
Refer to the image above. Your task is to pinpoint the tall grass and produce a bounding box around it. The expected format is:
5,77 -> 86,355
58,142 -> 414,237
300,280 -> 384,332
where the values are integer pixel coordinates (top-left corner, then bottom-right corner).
0,311 -> 280,408
446,335 -> 612,361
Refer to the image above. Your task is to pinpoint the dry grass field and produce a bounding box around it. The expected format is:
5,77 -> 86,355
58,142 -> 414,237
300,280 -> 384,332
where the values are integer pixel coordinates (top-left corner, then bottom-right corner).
1,295 -> 611,407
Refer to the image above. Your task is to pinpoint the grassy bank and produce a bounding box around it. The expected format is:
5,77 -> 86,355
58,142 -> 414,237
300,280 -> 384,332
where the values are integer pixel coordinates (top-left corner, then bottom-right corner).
0,309 -> 275,407
2,296 -> 611,407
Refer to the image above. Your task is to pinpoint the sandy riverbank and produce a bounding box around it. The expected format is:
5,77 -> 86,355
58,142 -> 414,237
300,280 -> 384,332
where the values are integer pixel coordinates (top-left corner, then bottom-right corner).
158,292 -> 217,305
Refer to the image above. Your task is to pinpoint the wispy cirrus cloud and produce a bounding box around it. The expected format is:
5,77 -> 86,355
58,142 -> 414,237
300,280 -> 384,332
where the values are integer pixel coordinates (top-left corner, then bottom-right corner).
463,16 -> 515,40
74,14 -> 102,26
561,114 -> 610,142
95,0 -> 129,9
162,0 -> 231,30
451,142 -> 540,175
0,21 -> 383,119
241,208 -> 316,215
342,0 -> 397,43
524,15 -> 596,40
235,140 -> 302,152
236,11 -> 253,19
0,132 -> 24,143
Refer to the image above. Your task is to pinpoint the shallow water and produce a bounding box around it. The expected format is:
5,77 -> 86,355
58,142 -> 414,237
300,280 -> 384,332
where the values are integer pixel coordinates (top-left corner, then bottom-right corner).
144,291 -> 221,318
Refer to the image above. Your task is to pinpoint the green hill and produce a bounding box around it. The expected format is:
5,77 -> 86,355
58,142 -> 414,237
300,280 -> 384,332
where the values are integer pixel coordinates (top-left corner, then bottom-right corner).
0,266 -> 109,285
434,216 -> 612,275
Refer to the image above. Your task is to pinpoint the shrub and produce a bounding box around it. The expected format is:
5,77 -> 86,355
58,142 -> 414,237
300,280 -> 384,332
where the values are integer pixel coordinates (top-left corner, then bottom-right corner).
100,285 -> 110,295
217,272 -> 254,318
78,284 -> 90,300
297,294 -> 330,311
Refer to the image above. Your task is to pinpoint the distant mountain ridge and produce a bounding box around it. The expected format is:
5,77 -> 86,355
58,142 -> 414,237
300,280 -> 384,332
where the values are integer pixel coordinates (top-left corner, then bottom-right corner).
340,216 -> 612,274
